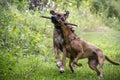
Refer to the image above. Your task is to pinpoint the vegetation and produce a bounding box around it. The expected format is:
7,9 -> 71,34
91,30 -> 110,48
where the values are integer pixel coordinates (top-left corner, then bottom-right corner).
0,0 -> 120,80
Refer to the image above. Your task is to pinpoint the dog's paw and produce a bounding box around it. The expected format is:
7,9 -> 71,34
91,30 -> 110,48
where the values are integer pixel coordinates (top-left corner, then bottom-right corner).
56,61 -> 61,68
60,67 -> 64,73
77,63 -> 82,67
74,62 -> 82,67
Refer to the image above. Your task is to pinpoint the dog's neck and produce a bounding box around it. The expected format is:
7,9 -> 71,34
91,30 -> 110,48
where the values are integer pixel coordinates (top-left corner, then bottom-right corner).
59,22 -> 77,44
54,23 -> 77,44
54,25 -> 63,36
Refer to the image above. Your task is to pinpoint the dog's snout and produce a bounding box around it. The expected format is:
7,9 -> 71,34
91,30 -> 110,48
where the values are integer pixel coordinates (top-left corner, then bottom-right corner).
51,15 -> 57,20
51,17 -> 56,21
51,15 -> 58,23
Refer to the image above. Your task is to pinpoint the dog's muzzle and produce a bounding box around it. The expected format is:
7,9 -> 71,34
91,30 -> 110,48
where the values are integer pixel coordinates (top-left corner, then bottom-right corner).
51,15 -> 58,23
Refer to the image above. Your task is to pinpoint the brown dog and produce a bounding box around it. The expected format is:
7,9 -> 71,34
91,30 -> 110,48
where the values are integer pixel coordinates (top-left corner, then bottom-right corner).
50,10 -> 73,69
50,10 -> 80,73
51,15 -> 120,77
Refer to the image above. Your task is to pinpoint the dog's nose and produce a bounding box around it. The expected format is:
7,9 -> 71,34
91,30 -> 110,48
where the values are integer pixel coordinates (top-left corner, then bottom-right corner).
51,15 -> 57,21
51,16 -> 56,19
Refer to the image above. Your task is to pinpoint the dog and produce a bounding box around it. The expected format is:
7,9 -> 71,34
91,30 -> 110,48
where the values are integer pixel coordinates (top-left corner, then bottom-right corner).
50,10 -> 82,73
50,10 -> 77,70
50,15 -> 120,77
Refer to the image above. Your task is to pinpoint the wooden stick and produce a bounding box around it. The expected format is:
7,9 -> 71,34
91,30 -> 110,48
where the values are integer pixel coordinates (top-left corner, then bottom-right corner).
41,16 -> 77,26
65,23 -> 77,27
41,16 -> 51,19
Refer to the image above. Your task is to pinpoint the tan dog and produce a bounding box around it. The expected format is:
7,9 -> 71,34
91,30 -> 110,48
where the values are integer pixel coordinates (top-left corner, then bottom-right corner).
51,15 -> 120,77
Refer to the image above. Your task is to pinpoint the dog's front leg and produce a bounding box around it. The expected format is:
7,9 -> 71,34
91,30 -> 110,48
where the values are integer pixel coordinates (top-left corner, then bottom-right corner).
69,58 -> 76,73
73,51 -> 84,65
60,46 -> 67,73
54,44 -> 61,68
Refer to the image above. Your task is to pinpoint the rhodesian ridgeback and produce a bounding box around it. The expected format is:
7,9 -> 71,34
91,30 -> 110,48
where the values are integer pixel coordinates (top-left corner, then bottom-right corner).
51,14 -> 120,77
49,10 -> 82,73
50,10 -> 77,71
41,10 -> 78,72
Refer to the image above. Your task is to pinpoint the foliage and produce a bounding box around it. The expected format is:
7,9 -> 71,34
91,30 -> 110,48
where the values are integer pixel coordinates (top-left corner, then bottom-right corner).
0,2 -> 53,79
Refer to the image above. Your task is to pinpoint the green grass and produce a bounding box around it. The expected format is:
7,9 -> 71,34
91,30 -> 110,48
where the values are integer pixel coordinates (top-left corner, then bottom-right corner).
2,32 -> 120,80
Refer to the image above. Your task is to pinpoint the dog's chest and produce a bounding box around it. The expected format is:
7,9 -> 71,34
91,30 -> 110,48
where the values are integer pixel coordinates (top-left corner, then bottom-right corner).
54,28 -> 64,46
55,34 -> 64,47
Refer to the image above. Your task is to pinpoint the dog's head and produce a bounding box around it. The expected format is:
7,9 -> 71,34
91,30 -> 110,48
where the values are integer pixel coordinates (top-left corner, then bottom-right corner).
50,10 -> 69,24
50,10 -> 75,32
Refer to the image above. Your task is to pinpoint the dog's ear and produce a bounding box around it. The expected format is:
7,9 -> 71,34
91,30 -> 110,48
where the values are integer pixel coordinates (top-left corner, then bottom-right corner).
65,11 -> 69,14
64,11 -> 69,18
50,10 -> 55,15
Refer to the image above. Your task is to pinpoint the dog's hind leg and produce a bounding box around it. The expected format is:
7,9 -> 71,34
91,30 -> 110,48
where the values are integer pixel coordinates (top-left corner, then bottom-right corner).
88,58 -> 100,76
97,52 -> 105,77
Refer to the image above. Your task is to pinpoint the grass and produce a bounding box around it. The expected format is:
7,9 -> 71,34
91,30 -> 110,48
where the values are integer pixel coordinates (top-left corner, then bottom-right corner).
2,32 -> 120,80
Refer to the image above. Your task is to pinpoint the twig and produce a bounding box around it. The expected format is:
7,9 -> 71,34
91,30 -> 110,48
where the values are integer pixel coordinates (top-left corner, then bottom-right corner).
41,16 -> 77,26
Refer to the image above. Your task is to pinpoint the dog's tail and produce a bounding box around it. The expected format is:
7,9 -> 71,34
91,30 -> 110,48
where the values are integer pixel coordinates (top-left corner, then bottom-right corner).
105,55 -> 120,65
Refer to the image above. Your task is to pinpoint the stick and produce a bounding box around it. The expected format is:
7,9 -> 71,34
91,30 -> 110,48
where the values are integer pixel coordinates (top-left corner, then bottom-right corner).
41,16 -> 51,19
65,23 -> 77,27
41,16 -> 77,26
